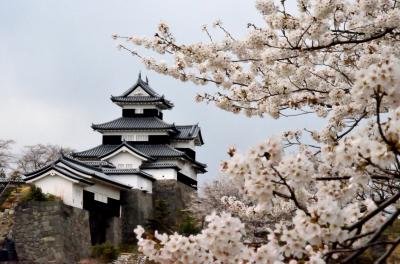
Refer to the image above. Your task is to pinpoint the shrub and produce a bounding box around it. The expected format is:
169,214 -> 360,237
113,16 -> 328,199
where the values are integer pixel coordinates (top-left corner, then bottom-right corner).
177,211 -> 201,236
22,185 -> 59,202
91,242 -> 119,262
145,199 -> 171,234
118,243 -> 138,253
0,187 -> 14,210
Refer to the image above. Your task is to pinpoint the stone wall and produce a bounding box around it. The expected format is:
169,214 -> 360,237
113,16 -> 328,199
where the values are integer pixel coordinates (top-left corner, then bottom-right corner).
120,189 -> 153,243
106,216 -> 122,245
13,201 -> 91,264
152,180 -> 196,226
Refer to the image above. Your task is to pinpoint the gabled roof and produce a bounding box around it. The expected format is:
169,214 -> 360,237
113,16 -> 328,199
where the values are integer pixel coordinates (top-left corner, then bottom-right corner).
91,117 -> 178,132
111,96 -> 174,109
24,156 -> 132,190
131,144 -> 206,171
173,124 -> 204,145
122,73 -> 160,97
73,145 -> 117,158
73,143 -> 206,172
79,160 -> 116,169
101,168 -> 155,181
132,144 -> 186,158
73,143 -> 185,159
24,164 -> 94,186
99,141 -> 154,161
140,162 -> 180,170
111,73 -> 174,109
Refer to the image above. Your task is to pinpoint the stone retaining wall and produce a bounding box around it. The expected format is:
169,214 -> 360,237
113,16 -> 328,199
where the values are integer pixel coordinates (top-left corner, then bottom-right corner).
13,201 -> 91,264
120,190 -> 153,243
153,180 -> 196,226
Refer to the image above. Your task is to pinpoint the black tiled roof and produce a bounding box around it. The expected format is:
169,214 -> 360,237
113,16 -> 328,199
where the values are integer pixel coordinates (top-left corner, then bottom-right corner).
79,160 -> 116,168
73,143 -> 185,159
99,142 -> 154,160
92,117 -> 177,131
24,164 -> 93,185
73,143 -> 206,171
111,74 -> 173,109
58,157 -> 132,189
140,162 -> 179,169
74,145 -> 117,158
174,125 -> 196,138
112,96 -> 161,102
111,96 -> 174,108
173,124 -> 204,145
120,74 -> 160,97
132,144 -> 185,158
101,168 -> 155,181
102,168 -> 141,174
24,156 -> 132,189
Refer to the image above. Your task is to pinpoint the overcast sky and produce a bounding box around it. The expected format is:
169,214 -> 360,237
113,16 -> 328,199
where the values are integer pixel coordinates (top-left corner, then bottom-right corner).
0,0 -> 323,186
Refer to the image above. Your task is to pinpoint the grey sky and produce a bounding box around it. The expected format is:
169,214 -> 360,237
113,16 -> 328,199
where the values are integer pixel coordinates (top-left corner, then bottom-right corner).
0,0 -> 323,186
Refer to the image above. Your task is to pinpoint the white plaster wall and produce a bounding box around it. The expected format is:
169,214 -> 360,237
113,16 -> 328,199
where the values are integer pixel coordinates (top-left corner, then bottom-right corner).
143,168 -> 177,180
84,182 -> 120,201
72,184 -> 84,208
106,152 -> 143,169
112,175 -> 138,188
171,140 -> 196,150
112,175 -> 152,193
138,177 -> 152,193
128,87 -> 150,96
177,160 -> 197,180
31,173 -> 75,207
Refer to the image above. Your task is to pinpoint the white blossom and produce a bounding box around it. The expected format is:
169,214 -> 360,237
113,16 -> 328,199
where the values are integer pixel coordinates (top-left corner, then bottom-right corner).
115,0 -> 400,262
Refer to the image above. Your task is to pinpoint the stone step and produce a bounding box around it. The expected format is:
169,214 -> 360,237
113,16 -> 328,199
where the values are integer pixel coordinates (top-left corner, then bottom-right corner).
112,253 -> 147,264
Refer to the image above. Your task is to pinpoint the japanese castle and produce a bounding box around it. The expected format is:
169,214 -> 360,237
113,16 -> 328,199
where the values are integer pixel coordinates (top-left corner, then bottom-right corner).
23,74 -> 206,243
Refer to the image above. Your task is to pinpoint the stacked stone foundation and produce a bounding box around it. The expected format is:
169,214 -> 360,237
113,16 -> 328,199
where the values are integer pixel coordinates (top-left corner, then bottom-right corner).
13,201 -> 91,264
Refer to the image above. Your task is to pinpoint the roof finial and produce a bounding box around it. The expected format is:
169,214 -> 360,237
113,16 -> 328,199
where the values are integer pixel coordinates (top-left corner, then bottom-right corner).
145,76 -> 149,84
138,71 -> 142,81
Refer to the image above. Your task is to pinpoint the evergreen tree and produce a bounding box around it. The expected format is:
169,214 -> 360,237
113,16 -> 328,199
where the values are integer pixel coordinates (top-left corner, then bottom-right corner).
176,211 -> 201,236
145,199 -> 171,234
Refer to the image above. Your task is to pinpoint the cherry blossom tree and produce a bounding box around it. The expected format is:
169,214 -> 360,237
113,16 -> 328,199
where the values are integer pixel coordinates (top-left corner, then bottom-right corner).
190,175 -> 241,222
191,175 -> 294,245
115,0 -> 400,262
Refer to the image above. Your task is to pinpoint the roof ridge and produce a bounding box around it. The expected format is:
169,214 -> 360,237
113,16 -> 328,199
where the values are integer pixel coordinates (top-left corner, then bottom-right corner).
61,155 -> 104,172
175,124 -> 196,128
24,158 -> 61,176
24,164 -> 95,185
73,144 -> 113,157
102,141 -> 155,161
189,124 -> 198,136
52,164 -> 95,185
91,116 -> 177,131
59,156 -> 131,189
119,73 -> 161,98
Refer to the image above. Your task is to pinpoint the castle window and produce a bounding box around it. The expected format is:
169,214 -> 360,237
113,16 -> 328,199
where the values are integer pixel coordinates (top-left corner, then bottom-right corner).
123,135 -> 136,141
122,134 -> 148,142
135,108 -> 144,114
94,193 -> 108,203
135,135 -> 148,141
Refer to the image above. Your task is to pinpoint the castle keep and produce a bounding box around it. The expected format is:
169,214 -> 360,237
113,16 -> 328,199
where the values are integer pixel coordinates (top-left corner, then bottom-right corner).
23,74 -> 206,244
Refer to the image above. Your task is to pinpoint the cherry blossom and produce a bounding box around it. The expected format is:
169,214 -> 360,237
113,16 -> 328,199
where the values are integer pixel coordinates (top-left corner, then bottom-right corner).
117,0 -> 400,262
